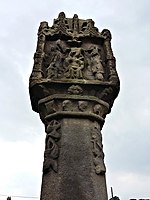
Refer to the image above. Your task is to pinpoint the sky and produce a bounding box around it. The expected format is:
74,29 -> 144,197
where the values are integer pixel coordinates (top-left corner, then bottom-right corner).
0,0 -> 150,199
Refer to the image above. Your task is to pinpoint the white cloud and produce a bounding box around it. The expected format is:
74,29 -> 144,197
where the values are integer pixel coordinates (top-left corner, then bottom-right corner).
107,171 -> 150,199
0,135 -> 45,199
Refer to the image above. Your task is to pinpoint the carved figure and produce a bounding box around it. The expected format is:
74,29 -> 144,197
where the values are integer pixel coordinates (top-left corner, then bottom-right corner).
72,14 -> 79,36
65,47 -> 85,79
62,100 -> 73,111
46,40 -> 65,79
87,46 -> 104,80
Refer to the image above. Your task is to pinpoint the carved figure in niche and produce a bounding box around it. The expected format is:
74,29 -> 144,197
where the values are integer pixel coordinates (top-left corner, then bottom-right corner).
43,120 -> 61,174
91,123 -> 106,175
62,100 -> 73,111
86,46 -> 104,81
46,40 -> 65,79
64,47 -> 85,79
78,101 -> 88,112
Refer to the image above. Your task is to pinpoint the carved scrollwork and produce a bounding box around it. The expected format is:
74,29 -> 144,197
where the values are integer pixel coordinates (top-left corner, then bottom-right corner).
46,120 -> 61,139
91,123 -> 106,175
43,120 -> 61,174
43,139 -> 59,173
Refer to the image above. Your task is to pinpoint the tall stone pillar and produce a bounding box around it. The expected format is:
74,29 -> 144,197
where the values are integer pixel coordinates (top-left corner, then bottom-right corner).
29,12 -> 120,200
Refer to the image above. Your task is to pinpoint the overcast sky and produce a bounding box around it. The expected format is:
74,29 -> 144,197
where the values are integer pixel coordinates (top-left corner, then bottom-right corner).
0,0 -> 150,200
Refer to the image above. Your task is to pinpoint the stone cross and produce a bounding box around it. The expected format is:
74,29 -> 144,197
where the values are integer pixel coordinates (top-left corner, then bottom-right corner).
29,12 -> 120,200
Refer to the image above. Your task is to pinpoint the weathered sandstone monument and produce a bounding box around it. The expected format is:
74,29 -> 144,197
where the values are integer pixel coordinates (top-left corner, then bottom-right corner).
29,12 -> 120,200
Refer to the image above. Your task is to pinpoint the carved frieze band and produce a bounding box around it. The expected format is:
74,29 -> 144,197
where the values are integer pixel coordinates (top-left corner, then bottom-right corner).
38,93 -> 109,126
43,120 -> 61,174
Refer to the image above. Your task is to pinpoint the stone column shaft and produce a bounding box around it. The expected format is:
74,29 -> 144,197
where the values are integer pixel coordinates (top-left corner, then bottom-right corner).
41,118 -> 107,200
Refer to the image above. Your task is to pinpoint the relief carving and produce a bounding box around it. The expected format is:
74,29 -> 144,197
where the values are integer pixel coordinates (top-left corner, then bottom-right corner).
30,13 -> 120,84
45,100 -> 57,115
62,100 -> 73,111
93,104 -> 103,116
67,85 -> 83,95
51,12 -> 69,36
81,19 -> 99,37
91,123 -> 106,175
43,120 -> 61,173
72,14 -> 79,36
85,46 -> 104,81
78,101 -> 88,112
64,47 -> 85,79
45,40 -> 66,79
37,12 -> 103,39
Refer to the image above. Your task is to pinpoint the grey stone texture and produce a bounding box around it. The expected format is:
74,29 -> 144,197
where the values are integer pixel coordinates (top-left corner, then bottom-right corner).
29,12 -> 120,200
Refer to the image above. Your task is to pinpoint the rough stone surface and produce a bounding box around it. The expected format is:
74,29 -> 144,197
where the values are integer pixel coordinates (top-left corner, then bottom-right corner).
29,12 -> 120,200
